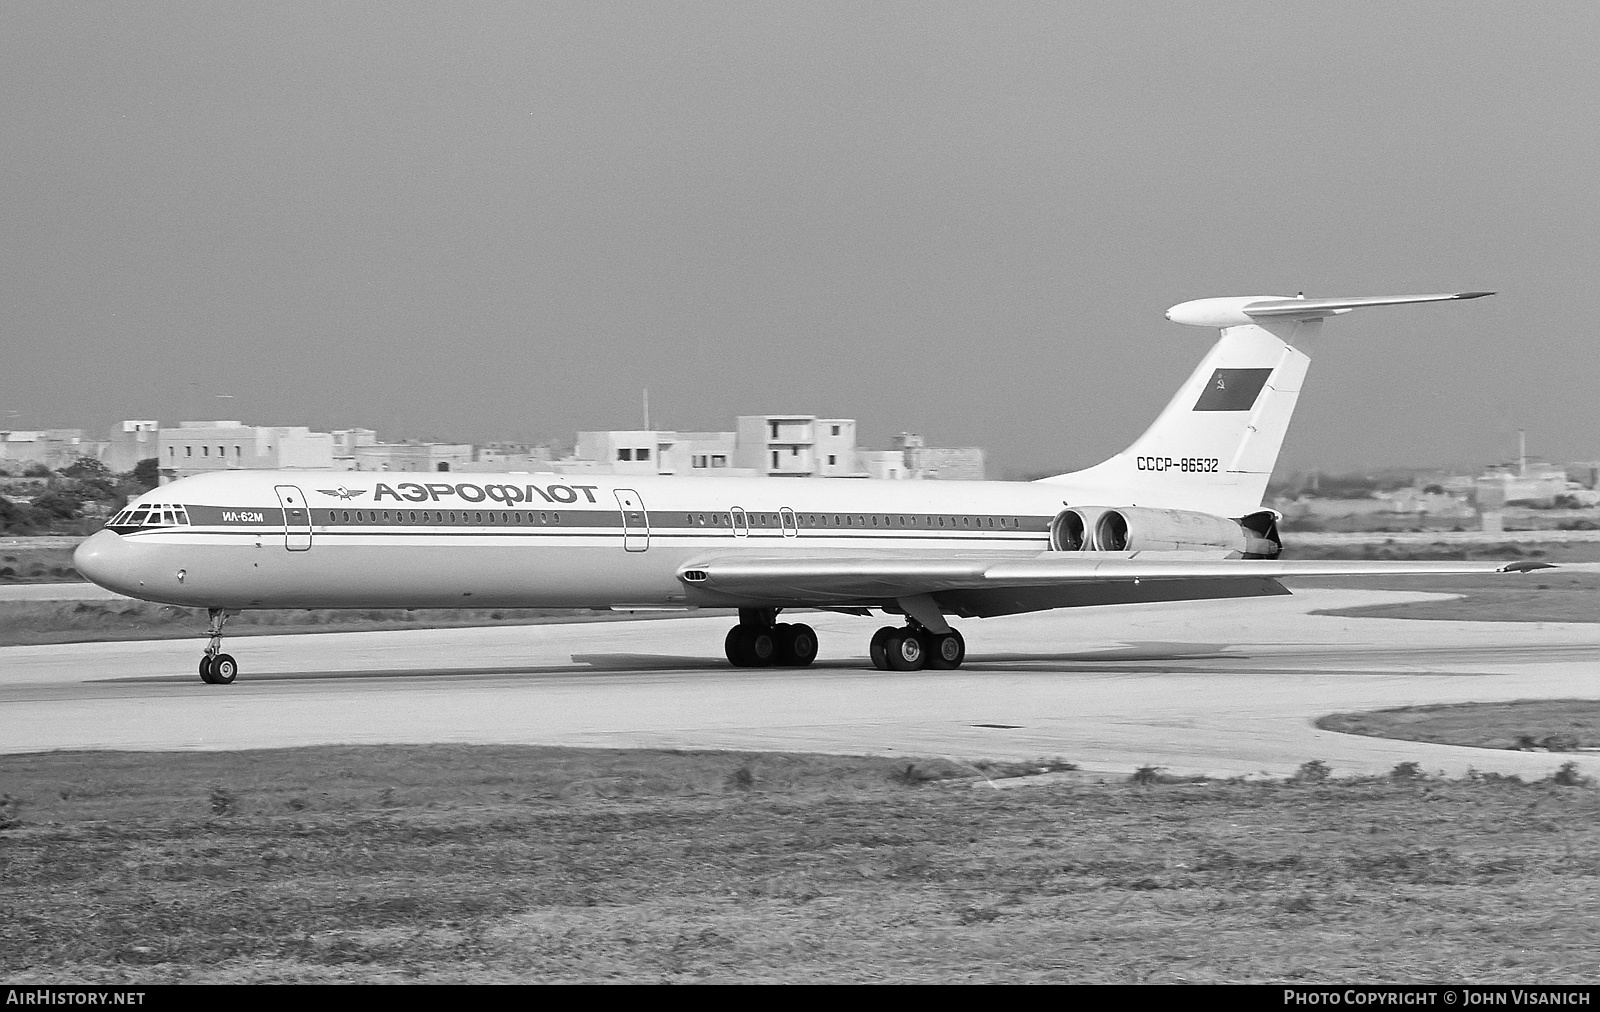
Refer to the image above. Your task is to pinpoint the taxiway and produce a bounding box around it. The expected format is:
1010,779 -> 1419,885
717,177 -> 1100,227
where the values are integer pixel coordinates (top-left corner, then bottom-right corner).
3,588 -> 1597,779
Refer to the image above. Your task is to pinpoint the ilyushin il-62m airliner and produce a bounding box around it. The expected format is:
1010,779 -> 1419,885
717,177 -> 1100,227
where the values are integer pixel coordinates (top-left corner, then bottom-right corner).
75,290 -> 1540,684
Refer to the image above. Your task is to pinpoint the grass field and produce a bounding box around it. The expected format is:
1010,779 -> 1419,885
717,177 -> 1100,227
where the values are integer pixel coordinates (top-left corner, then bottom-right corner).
3,745 -> 1599,983
1289,569 -> 1600,624
1320,701 -> 1600,753
0,599 -> 701,647
0,543 -> 80,583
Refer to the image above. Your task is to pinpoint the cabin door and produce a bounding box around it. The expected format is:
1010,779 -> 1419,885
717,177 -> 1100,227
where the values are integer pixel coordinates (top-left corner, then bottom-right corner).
614,489 -> 649,552
274,485 -> 313,551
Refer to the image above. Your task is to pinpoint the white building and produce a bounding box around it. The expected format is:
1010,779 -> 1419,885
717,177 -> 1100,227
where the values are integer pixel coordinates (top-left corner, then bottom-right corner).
575,430 -> 668,476
331,429 -> 378,469
668,432 -> 743,475
894,433 -> 986,481
159,421 -> 335,482
106,421 -> 161,474
1474,462 -> 1569,509
572,430 -> 751,476
0,429 -> 107,471
456,443 -> 555,473
351,441 -> 474,473
860,434 -> 986,480
860,449 -> 910,480
733,415 -> 864,477
565,418 -> 985,480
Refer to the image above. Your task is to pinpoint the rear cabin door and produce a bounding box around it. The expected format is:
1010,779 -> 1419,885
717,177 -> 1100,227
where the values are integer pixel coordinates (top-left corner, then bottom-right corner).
274,485 -> 312,551
614,489 -> 649,552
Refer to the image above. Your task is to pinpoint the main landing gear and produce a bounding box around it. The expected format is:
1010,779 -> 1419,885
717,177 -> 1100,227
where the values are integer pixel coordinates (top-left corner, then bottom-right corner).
869,623 -> 965,671
723,608 -> 969,671
198,608 -> 239,685
724,608 -> 819,668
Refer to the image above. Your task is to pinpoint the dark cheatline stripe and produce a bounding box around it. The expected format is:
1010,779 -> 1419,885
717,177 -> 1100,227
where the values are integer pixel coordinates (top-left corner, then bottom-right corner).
172,505 -> 1056,535
185,505 -> 285,526
1193,368 -> 1274,412
146,505 -> 1056,540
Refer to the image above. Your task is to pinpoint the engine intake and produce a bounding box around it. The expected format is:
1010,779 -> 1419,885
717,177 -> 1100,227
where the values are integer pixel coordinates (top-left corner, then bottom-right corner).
1049,510 -> 1088,551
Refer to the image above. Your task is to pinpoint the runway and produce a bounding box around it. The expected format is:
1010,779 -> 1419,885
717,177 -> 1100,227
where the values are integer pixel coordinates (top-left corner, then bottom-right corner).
0,582 -> 129,601
4,588 -> 1598,779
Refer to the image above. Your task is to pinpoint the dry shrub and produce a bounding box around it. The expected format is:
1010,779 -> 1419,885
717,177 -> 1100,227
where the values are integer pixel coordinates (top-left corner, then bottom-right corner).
1294,760 -> 1332,784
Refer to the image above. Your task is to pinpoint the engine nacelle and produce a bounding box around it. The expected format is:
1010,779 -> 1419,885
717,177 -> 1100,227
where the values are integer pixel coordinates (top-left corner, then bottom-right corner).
1051,507 -> 1281,557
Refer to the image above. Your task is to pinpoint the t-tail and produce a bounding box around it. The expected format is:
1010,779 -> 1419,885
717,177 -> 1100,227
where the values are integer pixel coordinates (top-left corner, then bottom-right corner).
1039,291 -> 1495,519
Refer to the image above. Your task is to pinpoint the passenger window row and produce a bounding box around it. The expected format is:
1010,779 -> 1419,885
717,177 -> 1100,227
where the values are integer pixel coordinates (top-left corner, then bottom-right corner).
684,513 -> 1021,529
327,510 -> 562,525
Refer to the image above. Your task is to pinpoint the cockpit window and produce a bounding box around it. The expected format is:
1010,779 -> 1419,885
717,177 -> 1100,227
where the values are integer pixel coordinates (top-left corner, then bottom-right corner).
108,504 -> 191,530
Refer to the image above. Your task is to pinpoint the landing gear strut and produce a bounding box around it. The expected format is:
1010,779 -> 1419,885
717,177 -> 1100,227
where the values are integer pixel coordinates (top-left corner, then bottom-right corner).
198,608 -> 239,685
869,623 -> 965,671
724,609 -> 818,668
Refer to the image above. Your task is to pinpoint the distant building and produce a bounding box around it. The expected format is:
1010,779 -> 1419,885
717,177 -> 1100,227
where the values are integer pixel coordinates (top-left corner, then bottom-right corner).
860,449 -> 909,480
734,416 -> 863,477
1473,461 -> 1568,508
159,421 -> 335,482
571,430 -> 752,476
565,417 -> 986,480
331,429 -> 378,469
1568,462 -> 1600,490
352,441 -> 474,473
575,430 -> 670,477
666,432 -> 743,475
456,443 -> 555,473
1,429 -> 104,470
106,421 -> 161,474
893,433 -> 986,481
860,434 -> 986,481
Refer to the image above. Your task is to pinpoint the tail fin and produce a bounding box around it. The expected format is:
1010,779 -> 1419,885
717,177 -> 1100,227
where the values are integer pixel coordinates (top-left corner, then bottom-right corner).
1040,292 -> 1493,517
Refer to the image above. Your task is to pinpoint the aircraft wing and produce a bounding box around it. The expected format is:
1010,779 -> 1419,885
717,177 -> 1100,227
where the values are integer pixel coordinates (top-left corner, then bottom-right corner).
681,552 -> 1549,603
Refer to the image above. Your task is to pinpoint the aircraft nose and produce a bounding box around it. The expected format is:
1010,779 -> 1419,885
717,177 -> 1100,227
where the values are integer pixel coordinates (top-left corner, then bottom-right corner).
74,529 -> 139,595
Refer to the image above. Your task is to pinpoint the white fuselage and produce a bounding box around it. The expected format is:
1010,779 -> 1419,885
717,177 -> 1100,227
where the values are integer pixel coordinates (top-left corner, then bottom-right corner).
76,469 -> 1104,612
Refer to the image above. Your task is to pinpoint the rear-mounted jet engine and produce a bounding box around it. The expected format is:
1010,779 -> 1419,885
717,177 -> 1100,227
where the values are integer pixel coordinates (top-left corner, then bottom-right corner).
1050,507 -> 1281,557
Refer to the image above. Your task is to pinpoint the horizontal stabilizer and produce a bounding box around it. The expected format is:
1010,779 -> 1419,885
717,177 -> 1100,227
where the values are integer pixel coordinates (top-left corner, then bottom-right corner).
1242,291 -> 1496,320
1166,291 -> 1494,328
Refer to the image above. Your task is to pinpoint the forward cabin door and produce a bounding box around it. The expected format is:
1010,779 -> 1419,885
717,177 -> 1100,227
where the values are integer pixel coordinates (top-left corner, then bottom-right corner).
614,489 -> 649,552
274,485 -> 312,551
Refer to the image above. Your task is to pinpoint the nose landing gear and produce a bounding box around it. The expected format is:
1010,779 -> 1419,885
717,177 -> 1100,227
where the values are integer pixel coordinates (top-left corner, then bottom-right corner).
198,608 -> 239,685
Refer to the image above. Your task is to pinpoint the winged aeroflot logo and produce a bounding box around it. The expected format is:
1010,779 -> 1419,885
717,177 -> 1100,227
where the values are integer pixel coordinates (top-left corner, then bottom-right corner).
315,486 -> 368,500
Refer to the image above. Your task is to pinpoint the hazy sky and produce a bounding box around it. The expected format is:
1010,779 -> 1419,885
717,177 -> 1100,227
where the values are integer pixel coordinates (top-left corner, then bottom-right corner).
3,2 -> 1596,478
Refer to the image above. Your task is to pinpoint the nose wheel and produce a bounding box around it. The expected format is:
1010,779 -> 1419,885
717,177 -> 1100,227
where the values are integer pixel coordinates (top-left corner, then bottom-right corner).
198,608 -> 240,684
